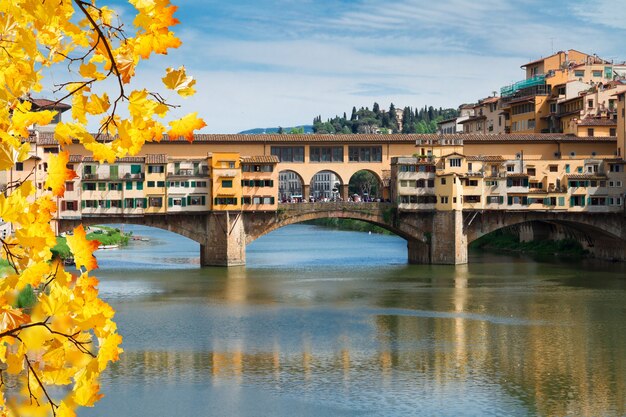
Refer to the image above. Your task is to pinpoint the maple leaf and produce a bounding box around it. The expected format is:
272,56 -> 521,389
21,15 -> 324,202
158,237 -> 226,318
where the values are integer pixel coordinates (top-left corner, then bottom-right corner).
0,306 -> 30,333
162,66 -> 196,97
66,225 -> 100,272
168,112 -> 206,142
44,151 -> 78,197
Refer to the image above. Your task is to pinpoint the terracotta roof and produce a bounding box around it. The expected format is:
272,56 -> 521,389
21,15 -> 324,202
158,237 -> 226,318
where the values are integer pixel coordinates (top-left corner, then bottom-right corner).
241,155 -> 279,163
81,156 -> 145,163
479,96 -> 500,104
437,117 -> 458,125
507,96 -> 536,105
566,174 -> 608,180
31,132 -> 618,147
29,98 -> 71,112
69,155 -> 83,163
466,155 -> 505,162
577,118 -> 616,127
145,154 -> 168,164
458,115 -> 487,124
412,134 -> 616,143
507,173 -> 529,178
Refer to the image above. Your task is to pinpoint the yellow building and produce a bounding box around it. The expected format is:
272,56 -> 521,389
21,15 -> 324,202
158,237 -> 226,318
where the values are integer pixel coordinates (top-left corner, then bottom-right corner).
144,154 -> 167,214
241,156 -> 279,211
209,152 -> 242,211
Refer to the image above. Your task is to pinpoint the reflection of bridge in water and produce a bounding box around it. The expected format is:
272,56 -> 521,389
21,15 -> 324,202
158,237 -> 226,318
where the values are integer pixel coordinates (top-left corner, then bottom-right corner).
60,202 -> 626,266
109,263 -> 626,417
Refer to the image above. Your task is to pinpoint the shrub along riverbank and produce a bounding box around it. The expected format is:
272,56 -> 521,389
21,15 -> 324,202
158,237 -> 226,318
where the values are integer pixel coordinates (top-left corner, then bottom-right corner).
470,231 -> 588,257
52,225 -> 131,259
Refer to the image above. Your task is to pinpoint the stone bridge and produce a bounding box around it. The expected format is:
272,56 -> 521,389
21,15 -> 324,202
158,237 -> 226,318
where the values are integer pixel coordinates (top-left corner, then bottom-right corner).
58,203 -> 626,266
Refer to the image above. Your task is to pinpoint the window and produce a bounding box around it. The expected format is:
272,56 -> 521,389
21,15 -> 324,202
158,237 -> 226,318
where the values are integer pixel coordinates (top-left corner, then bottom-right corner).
527,168 -> 536,176
157,181 -> 165,187
98,182 -> 106,191
348,146 -> 382,162
511,103 -> 534,115
110,200 -> 122,208
587,128 -> 594,137
148,165 -> 164,174
440,178 -> 446,185
131,165 -> 141,174
310,146 -> 344,162
506,165 -> 514,172
126,181 -> 132,190
110,165 -> 119,179
136,182 -> 143,190
574,70 -> 584,77
271,146 -> 304,162
149,197 -> 163,207
82,183 -> 96,191
109,182 -> 122,191
66,182 -> 74,192
610,128 -> 616,136
448,158 -> 461,167
147,181 -> 155,187
214,197 -> 237,205
592,70 -> 602,77
440,196 -> 449,204
188,196 -> 206,206
222,180 -> 233,188
549,165 -> 558,172
15,162 -> 23,171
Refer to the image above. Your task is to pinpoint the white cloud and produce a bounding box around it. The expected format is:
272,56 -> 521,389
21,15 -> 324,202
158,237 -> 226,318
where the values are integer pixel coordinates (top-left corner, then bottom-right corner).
570,0 -> 626,30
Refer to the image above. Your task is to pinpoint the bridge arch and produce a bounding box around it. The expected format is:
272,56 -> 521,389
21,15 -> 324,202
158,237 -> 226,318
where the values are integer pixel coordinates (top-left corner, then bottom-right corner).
310,170 -> 344,201
465,211 -> 626,260
278,169 -> 304,202
58,214 -> 209,244
347,169 -> 383,201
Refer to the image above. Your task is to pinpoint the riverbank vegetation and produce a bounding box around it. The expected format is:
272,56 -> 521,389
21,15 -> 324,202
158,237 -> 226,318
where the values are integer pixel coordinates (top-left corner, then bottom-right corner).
470,231 -> 588,257
304,218 -> 393,235
52,226 -> 132,260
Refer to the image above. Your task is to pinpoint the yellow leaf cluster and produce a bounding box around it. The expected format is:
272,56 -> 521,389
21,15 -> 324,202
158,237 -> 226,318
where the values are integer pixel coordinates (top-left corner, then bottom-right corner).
1,1 -> 202,416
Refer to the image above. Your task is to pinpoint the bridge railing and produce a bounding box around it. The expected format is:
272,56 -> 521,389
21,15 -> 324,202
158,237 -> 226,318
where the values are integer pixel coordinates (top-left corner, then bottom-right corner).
278,202 -> 395,212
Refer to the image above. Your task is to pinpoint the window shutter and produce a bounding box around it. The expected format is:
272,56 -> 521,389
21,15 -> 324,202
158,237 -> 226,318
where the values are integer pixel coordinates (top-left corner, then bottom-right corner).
498,196 -> 504,204
81,201 -> 85,209
182,198 -> 186,207
126,181 -> 132,190
201,196 -> 206,206
168,197 -> 173,207
506,179 -> 512,187
106,200 -> 111,208
187,196 -> 191,205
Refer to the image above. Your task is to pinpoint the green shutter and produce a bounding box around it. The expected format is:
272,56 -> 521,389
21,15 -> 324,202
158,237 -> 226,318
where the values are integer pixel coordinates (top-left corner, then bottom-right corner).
131,165 -> 141,174
498,196 -> 504,204
507,196 -> 512,205
506,179 -> 512,187
187,196 -> 191,205
191,181 -> 196,187
137,182 -> 143,190
126,181 -> 132,190
81,200 -> 85,209
270,180 -> 274,187
570,197 -> 574,207
181,197 -> 186,207
168,197 -> 173,207
523,178 -> 529,187
106,200 -> 111,208
201,196 -> 206,205
143,198 -> 147,207
270,197 -> 275,204
558,197 -> 564,206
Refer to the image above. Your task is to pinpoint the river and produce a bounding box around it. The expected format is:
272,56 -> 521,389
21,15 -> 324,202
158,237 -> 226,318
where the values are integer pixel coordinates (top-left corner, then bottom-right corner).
81,224 -> 626,417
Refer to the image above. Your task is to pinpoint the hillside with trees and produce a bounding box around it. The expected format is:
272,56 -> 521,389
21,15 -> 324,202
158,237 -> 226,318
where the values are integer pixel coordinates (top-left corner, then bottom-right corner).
312,103 -> 458,134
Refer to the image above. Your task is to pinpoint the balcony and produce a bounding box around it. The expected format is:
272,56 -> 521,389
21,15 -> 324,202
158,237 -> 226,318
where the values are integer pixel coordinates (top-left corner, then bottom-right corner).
500,74 -> 546,97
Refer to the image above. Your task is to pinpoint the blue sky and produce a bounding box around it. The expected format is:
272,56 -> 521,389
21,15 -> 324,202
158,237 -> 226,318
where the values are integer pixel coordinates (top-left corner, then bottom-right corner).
71,0 -> 626,133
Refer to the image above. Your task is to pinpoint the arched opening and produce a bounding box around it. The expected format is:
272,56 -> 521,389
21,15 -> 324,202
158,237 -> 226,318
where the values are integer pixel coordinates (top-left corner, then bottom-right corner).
278,170 -> 304,202
310,170 -> 344,201
348,170 -> 383,202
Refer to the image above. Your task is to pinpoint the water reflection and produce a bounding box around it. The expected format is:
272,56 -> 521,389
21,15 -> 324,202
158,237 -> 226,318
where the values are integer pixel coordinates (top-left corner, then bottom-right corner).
83,225 -> 626,417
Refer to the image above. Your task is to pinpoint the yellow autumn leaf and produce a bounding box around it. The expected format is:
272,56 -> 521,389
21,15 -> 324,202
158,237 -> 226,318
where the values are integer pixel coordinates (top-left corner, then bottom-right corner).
85,92 -> 110,115
168,112 -> 206,142
44,151 -> 78,197
162,66 -> 196,96
66,225 -> 100,272
0,306 -> 30,333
